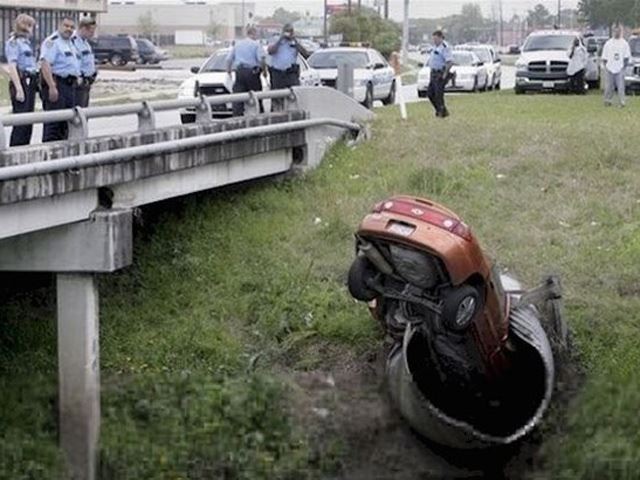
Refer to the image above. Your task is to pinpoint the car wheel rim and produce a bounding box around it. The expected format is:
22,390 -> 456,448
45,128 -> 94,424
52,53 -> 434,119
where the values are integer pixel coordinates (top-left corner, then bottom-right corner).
455,296 -> 476,327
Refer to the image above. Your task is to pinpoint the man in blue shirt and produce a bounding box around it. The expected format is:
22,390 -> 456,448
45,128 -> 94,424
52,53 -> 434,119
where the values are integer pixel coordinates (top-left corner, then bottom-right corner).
267,24 -> 308,110
426,30 -> 453,118
3,13 -> 38,146
226,26 -> 266,116
72,16 -> 97,108
40,16 -> 81,142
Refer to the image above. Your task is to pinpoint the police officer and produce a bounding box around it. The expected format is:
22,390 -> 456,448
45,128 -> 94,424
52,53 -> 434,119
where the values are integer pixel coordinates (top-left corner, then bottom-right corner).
72,16 -> 97,108
40,16 -> 81,142
3,14 -> 38,146
226,26 -> 266,116
267,24 -> 308,111
426,30 -> 453,118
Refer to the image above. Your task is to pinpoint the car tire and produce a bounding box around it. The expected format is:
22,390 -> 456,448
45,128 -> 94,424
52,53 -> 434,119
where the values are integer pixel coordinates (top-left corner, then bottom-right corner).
180,113 -> 196,124
110,53 -> 124,66
442,284 -> 483,332
348,256 -> 378,302
515,86 -> 524,95
361,84 -> 374,109
417,90 -> 427,98
382,80 -> 396,105
472,77 -> 479,93
495,81 -> 501,91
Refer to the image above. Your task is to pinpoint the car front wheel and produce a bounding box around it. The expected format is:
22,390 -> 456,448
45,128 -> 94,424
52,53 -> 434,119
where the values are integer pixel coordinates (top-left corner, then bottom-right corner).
382,80 -> 396,105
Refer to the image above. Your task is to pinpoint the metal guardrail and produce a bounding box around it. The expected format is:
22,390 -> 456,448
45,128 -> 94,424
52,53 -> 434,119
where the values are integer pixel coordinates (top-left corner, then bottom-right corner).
0,88 -> 299,149
0,118 -> 360,182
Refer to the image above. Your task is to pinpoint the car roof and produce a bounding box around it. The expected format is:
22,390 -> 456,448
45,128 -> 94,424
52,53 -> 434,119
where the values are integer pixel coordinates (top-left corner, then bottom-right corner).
529,30 -> 580,37
456,44 -> 493,50
314,47 -> 370,54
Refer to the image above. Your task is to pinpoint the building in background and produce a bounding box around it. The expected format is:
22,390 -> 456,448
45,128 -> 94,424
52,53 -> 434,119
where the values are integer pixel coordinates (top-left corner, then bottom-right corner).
99,1 -> 256,45
0,0 -> 107,60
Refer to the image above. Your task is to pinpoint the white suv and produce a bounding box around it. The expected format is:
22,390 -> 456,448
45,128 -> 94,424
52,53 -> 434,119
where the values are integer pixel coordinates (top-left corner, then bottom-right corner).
515,30 -> 581,94
307,47 -> 396,109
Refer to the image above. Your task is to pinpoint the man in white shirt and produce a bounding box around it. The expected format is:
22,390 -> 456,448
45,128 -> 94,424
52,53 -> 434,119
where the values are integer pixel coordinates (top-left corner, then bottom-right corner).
567,37 -> 588,94
601,25 -> 631,107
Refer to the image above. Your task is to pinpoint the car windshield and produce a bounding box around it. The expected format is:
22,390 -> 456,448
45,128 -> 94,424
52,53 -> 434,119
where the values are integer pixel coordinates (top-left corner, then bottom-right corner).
138,39 -> 154,50
453,51 -> 475,66
308,51 -> 369,69
471,48 -> 492,63
630,38 -> 640,56
523,34 -> 575,52
200,52 -> 228,72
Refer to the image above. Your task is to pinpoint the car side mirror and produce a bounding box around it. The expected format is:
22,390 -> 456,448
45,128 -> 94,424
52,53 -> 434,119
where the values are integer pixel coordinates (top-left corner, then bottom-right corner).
374,62 -> 385,70
495,57 -> 501,63
417,62 -> 424,68
587,45 -> 597,54
190,66 -> 200,74
477,61 -> 484,66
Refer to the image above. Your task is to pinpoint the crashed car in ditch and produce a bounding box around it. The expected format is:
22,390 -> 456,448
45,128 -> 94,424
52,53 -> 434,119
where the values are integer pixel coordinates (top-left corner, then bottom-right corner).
347,195 -> 567,448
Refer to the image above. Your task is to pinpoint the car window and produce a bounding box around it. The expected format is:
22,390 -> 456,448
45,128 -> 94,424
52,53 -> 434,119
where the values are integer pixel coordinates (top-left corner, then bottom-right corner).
471,48 -> 492,63
630,38 -> 640,56
297,54 -> 308,71
200,51 -> 228,72
370,50 -> 386,66
308,51 -> 370,69
523,35 -> 576,52
452,51 -> 476,66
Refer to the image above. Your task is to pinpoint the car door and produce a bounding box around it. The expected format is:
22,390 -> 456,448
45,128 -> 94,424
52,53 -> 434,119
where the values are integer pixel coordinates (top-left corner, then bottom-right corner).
370,50 -> 392,98
298,54 -> 320,86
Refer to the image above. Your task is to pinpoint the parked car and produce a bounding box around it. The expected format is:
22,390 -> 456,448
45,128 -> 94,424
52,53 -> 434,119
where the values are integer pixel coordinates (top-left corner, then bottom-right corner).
307,47 -> 396,109
90,35 -> 139,66
508,44 -> 521,54
456,44 -> 502,90
514,30 -> 581,94
135,38 -> 169,64
417,50 -> 489,96
625,34 -> 640,94
583,35 -> 607,89
177,48 -> 321,123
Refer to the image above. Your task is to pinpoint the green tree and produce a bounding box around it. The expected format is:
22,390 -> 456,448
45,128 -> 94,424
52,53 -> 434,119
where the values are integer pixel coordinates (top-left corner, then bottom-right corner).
330,7 -> 401,57
578,0 -> 638,28
137,11 -> 157,39
527,4 -> 552,28
272,7 -> 301,25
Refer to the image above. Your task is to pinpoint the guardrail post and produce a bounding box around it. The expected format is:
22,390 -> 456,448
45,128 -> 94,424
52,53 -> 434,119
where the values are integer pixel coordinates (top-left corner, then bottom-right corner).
195,94 -> 213,124
0,119 -> 7,151
137,101 -> 156,132
245,91 -> 261,116
68,108 -> 89,141
284,88 -> 298,111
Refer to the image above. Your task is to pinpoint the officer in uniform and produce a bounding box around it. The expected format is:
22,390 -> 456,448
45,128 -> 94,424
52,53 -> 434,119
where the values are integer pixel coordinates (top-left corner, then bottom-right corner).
3,14 -> 38,146
40,16 -> 81,142
72,16 -> 97,108
267,24 -> 308,111
226,26 -> 266,116
426,30 -> 453,118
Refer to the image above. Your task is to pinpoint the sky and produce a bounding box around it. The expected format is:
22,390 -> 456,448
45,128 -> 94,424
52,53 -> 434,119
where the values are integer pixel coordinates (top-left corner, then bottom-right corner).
250,0 -> 580,20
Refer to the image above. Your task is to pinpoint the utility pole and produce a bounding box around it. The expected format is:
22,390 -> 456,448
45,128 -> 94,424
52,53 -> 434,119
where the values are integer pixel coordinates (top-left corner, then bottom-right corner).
557,0 -> 561,27
323,0 -> 328,45
402,0 -> 409,63
384,0 -> 389,19
499,0 -> 503,48
348,0 -> 352,15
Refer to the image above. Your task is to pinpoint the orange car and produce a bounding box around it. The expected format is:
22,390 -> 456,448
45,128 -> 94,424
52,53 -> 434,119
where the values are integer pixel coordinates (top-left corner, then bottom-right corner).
348,195 -> 563,446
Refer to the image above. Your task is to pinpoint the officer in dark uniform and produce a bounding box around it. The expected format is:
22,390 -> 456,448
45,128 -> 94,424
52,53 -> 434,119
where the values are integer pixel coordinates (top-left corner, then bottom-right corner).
267,24 -> 308,111
72,16 -> 97,108
426,30 -> 454,118
39,16 -> 81,142
3,14 -> 38,146
226,26 -> 266,116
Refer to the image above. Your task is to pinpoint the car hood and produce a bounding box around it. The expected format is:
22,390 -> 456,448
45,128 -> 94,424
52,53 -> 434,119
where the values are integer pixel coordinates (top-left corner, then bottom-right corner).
451,66 -> 478,74
518,50 -> 570,63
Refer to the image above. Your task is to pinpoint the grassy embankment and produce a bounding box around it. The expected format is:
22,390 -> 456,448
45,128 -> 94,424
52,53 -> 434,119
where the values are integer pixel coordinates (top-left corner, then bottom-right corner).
1,92 -> 640,479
